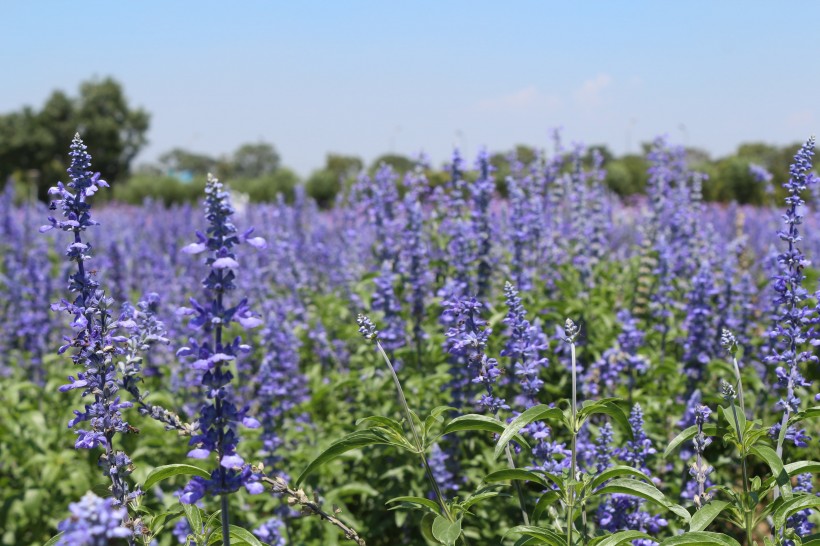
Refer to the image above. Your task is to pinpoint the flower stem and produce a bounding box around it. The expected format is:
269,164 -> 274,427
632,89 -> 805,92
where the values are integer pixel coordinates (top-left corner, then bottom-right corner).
568,340 -> 578,546
374,340 -> 452,521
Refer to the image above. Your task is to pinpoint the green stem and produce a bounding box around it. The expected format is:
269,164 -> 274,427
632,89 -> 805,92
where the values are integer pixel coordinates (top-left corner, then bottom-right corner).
731,355 -> 746,417
568,341 -> 578,546
504,444 -> 530,525
375,341 -> 452,521
729,400 -> 752,545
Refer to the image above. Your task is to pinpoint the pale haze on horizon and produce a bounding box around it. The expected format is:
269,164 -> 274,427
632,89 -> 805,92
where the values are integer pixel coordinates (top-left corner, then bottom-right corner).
2,1 -> 818,177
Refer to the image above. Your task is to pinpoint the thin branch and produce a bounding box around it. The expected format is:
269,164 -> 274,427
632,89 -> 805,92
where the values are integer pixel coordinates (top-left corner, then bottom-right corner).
259,475 -> 367,546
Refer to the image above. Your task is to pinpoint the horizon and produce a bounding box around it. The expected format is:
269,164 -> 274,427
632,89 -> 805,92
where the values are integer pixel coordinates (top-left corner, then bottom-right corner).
3,1 -> 818,177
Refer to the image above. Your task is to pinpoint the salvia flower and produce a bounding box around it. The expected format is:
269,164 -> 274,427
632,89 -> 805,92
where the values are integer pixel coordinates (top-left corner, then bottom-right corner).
785,473 -> 815,545
501,282 -> 548,407
46,135 -> 138,509
766,137 -> 817,450
617,404 -> 655,476
177,174 -> 265,505
444,297 -> 508,413
749,163 -> 775,197
689,404 -> 713,509
56,492 -> 132,546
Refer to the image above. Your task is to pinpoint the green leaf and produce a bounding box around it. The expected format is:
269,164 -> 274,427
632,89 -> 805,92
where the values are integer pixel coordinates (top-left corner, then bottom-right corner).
483,468 -> 549,489
182,503 -> 203,536
772,494 -> 820,530
442,414 -> 530,449
597,478 -> 690,523
229,524 -> 266,546
143,464 -> 211,490
386,496 -> 443,514
43,533 -> 63,546
762,461 -> 820,492
502,525 -> 565,546
664,424 -> 718,458
531,490 -> 561,523
420,512 -> 439,544
461,490 -> 503,511
658,531 -> 741,546
593,530 -> 653,546
356,415 -> 405,436
790,406 -> 820,426
494,405 -> 564,459
431,515 -> 462,546
589,465 -> 652,492
688,500 -> 730,532
750,445 -> 792,499
296,429 -> 395,485
577,399 -> 632,439
720,405 -> 746,443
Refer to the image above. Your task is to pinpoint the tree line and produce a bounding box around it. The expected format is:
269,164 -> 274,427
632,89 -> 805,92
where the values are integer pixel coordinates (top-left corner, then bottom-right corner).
0,77 -> 804,207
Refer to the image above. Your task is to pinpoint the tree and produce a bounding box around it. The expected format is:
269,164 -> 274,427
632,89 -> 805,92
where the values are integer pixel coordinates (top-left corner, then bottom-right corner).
0,77 -> 149,200
230,142 -> 280,179
370,153 -> 414,174
158,148 -> 218,178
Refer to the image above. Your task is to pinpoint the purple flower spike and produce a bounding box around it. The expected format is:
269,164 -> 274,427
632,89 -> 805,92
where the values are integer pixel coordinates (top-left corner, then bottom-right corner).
178,174 -> 263,510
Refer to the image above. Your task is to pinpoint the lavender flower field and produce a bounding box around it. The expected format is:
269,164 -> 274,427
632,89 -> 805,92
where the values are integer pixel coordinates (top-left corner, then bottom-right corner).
2,133 -> 819,546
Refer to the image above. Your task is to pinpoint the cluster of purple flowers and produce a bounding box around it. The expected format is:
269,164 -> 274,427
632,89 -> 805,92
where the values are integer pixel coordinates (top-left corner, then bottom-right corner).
766,137 -> 816,450
44,134 -> 139,509
596,404 -> 668,544
444,297 -> 507,413
176,174 -> 266,505
56,492 -> 132,546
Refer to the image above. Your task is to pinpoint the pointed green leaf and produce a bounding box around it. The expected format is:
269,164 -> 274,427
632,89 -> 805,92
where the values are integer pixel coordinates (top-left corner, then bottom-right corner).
431,515 -> 462,546
182,503 -> 203,536
532,490 -> 561,523
762,461 -> 820,492
589,465 -> 652,492
658,531 -> 740,546
229,525 -> 266,546
494,405 -> 564,459
593,530 -> 653,546
442,414 -> 530,449
421,512 -> 438,543
578,400 -> 632,439
461,490 -> 503,510
386,496 -> 443,514
750,445 -> 792,499
688,500 -> 730,532
296,429 -> 395,485
597,478 -> 690,522
356,415 -> 405,436
772,494 -> 820,530
143,464 -> 211,490
502,525 -> 565,545
483,468 -> 549,489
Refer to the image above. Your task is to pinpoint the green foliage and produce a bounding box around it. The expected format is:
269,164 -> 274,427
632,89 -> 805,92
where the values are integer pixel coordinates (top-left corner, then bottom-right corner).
0,77 -> 149,199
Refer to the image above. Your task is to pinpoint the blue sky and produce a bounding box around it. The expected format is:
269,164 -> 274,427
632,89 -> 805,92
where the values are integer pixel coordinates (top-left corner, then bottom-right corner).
2,1 -> 818,175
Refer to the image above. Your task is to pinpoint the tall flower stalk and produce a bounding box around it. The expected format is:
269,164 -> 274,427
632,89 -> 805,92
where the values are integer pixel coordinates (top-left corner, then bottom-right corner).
357,314 -> 452,522
765,138 -> 816,466
563,318 -> 580,546
177,175 -> 266,544
43,135 -> 139,524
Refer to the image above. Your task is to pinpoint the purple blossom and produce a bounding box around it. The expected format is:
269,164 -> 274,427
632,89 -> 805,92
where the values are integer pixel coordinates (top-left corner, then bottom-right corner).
56,492 -> 132,546
444,297 -> 508,413
583,310 -> 649,397
501,282 -> 548,408
766,138 -> 817,450
47,134 -> 138,509
178,175 -> 265,506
